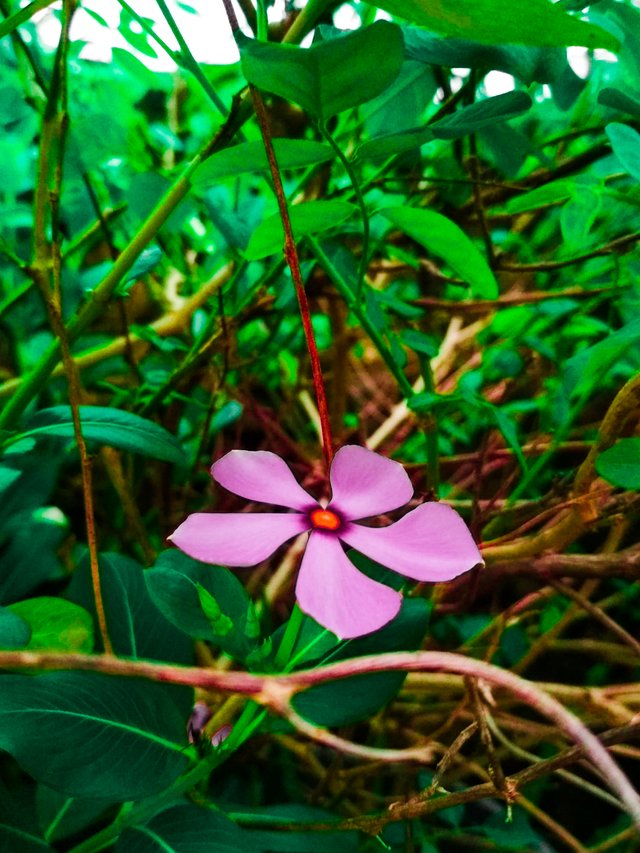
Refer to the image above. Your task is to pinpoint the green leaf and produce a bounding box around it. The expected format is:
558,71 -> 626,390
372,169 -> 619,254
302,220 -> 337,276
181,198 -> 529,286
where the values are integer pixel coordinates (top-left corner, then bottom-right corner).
404,27 -> 576,84
293,598 -> 431,726
487,405 -> 527,474
363,0 -> 617,50
66,553 -> 194,663
595,439 -> 640,490
563,320 -> 640,399
121,245 -> 163,288
7,598 -> 93,653
18,406 -> 186,464
506,179 -> 575,213
431,91 -> 532,138
0,508 -> 68,605
357,125 -> 434,161
560,186 -> 602,248
606,122 -> 640,182
116,804 -> 260,853
598,87 -> 640,120
358,92 -> 531,158
381,206 -> 499,298
0,777 -> 53,852
36,786 -> 114,845
0,0 -> 55,39
0,467 -> 21,493
399,329 -> 438,358
0,673 -> 191,799
245,201 -> 357,261
192,139 -> 335,184
0,606 -> 32,649
238,21 -> 404,121
145,550 -> 260,660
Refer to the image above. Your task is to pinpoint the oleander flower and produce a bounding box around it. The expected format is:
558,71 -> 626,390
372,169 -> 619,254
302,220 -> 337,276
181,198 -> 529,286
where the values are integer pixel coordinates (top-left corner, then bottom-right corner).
169,445 -> 482,639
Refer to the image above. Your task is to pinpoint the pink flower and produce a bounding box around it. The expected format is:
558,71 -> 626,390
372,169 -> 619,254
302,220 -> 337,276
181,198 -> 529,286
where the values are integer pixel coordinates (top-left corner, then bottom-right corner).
169,446 -> 483,639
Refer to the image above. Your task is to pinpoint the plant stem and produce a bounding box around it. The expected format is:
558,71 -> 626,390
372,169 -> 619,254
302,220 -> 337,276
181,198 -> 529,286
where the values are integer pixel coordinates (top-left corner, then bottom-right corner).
318,123 -> 370,300
0,96 -> 251,432
274,603 -> 305,668
282,0 -> 334,44
152,0 -> 230,118
28,0 -> 112,654
1,649 -> 639,827
308,236 -> 414,399
418,355 -> 440,493
248,86 -> 335,469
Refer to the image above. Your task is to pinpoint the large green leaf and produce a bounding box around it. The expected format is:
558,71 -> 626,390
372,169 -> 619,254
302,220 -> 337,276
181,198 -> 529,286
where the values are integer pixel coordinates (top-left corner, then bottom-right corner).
381,207 -> 499,298
145,550 -> 260,661
192,139 -> 334,185
7,598 -> 93,653
116,804 -> 260,853
595,439 -> 640,490
364,0 -> 617,49
0,673 -> 192,800
239,21 -> 404,121
245,201 -> 357,261
293,598 -> 430,726
65,553 -> 193,663
17,406 -> 186,464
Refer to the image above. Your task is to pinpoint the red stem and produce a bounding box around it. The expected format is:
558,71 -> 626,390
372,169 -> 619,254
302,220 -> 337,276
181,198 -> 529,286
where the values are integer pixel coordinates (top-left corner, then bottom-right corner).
249,87 -> 334,470
219,1 -> 334,470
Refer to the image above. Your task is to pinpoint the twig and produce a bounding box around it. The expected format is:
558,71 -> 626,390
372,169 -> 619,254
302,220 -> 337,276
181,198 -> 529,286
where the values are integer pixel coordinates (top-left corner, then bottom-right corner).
0,649 -> 638,825
550,579 -> 640,656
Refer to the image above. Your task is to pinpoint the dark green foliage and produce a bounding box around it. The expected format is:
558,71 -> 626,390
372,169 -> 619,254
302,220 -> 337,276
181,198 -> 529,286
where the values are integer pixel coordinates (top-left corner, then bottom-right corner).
0,673 -> 192,799
1,0 -> 640,849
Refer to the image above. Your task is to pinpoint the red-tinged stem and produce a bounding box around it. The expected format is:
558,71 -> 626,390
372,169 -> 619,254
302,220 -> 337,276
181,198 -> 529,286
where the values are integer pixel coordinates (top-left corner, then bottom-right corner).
0,649 -> 639,827
250,87 -> 334,469
219,0 -> 334,471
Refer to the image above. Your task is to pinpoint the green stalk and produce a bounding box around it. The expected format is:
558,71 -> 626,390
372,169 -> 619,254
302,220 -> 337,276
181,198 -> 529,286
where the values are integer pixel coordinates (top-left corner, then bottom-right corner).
274,603 -> 305,669
307,236 -> 415,400
318,122 -> 370,301
152,0 -> 229,118
0,96 -> 252,432
418,355 -> 440,493
282,0 -> 335,44
256,0 -> 268,41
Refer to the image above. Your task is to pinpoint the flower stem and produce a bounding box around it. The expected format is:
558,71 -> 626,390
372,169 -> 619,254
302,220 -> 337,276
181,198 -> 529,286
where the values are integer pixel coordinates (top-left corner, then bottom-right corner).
219,3 -> 334,470
249,87 -> 335,470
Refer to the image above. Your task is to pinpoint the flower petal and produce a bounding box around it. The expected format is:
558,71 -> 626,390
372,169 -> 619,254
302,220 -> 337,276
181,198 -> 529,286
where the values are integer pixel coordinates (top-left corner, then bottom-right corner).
327,445 -> 413,520
339,503 -> 483,583
169,512 -> 309,566
212,450 -> 316,510
295,531 -> 402,639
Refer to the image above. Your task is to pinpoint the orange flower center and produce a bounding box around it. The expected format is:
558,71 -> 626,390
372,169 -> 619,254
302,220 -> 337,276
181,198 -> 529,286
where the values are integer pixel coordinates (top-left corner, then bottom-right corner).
310,508 -> 341,531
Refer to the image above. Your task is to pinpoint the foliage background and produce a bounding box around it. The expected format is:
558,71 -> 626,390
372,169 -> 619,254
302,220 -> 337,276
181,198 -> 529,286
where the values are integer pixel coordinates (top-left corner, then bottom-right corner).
1,0 -> 640,850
